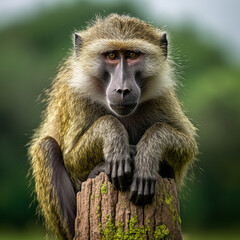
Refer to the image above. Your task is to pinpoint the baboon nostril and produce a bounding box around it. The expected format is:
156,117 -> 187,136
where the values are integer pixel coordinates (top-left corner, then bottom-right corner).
124,89 -> 130,94
116,88 -> 123,94
116,88 -> 131,97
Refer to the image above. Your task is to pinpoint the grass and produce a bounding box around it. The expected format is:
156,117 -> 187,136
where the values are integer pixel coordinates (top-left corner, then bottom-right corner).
183,231 -> 240,240
0,228 -> 239,240
0,228 -> 54,240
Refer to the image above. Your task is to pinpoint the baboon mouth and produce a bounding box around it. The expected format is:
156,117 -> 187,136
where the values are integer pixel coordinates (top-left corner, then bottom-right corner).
112,102 -> 137,108
110,102 -> 137,116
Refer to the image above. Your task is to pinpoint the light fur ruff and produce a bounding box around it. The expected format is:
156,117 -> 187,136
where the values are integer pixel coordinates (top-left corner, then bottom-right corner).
29,14 -> 198,240
71,14 -> 175,105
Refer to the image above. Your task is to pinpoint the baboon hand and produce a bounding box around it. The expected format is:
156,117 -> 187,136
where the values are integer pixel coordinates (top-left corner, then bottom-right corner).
105,155 -> 132,191
129,171 -> 156,205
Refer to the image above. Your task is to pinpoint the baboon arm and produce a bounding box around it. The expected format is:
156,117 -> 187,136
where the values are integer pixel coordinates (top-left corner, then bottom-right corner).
130,122 -> 197,205
30,137 -> 76,240
136,122 -> 197,183
63,115 -> 131,187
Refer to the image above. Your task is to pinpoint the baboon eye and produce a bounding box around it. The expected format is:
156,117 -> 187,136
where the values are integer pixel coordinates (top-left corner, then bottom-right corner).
107,51 -> 118,60
127,51 -> 139,59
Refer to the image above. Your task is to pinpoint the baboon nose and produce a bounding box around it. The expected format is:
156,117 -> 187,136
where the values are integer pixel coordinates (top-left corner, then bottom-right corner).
116,88 -> 131,97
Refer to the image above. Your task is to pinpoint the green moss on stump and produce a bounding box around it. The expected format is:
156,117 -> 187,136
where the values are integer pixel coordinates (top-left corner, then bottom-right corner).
99,215 -> 170,240
153,224 -> 170,240
162,187 -> 181,225
101,215 -> 116,240
91,195 -> 100,200
96,204 -> 101,218
95,178 -> 178,239
100,183 -> 108,195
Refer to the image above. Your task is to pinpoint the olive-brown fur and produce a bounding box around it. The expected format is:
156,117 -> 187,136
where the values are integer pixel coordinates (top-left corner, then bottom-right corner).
29,14 -> 198,240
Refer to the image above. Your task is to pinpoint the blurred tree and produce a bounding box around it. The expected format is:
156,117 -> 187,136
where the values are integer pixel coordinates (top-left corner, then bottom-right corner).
0,0 -> 139,228
0,0 -> 239,232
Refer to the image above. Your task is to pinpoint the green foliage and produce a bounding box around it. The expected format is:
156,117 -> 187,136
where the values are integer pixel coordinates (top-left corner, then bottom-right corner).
0,1 -> 137,228
0,0 -> 239,233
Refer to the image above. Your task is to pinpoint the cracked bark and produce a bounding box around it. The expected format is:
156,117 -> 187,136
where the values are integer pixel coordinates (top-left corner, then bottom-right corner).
74,172 -> 183,240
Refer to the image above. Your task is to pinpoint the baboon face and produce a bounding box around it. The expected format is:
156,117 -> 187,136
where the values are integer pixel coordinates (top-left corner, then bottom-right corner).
72,16 -> 170,117
101,50 -> 143,116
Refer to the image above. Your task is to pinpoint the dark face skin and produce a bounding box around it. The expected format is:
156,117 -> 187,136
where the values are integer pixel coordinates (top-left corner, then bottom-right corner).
102,50 -> 143,116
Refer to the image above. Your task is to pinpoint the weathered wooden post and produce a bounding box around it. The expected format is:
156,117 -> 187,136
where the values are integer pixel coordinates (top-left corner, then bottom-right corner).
74,172 -> 182,240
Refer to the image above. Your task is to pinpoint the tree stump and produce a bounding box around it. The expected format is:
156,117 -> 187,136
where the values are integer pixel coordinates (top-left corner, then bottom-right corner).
74,172 -> 182,240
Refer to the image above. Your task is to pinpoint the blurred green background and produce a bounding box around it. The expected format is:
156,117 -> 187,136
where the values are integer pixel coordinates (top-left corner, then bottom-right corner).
0,0 -> 239,239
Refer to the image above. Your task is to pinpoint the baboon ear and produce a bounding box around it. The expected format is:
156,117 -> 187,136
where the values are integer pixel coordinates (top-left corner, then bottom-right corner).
74,33 -> 82,54
160,32 -> 168,58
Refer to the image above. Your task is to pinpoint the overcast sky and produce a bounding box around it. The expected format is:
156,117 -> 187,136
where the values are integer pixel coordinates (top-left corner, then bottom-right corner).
0,0 -> 239,61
